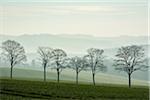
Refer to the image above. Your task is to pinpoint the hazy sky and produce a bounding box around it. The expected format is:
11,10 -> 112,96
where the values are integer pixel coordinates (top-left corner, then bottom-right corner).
0,0 -> 148,37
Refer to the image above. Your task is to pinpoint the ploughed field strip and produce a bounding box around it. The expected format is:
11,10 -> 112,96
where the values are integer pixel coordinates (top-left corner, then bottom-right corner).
0,79 -> 149,100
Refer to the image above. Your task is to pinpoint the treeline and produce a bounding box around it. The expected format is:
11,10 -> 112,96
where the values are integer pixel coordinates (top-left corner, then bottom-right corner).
0,40 -> 149,88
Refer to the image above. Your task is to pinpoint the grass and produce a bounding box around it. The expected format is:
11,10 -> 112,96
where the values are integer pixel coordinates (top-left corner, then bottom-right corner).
0,79 -> 149,100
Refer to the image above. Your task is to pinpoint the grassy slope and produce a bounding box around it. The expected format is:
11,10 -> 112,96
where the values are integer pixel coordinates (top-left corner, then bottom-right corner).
0,79 -> 149,100
0,67 -> 148,86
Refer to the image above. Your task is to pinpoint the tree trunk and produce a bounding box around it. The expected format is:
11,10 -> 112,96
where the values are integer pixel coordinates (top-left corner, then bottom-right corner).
57,68 -> 60,83
44,66 -> 46,82
92,73 -> 95,85
10,65 -> 13,79
76,72 -> 79,84
128,73 -> 131,88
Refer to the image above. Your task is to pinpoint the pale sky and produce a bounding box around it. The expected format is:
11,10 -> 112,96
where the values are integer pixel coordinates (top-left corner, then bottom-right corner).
0,0 -> 148,37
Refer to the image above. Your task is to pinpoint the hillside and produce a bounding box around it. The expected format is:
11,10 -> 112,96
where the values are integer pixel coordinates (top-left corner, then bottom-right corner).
0,67 -> 148,86
0,34 -> 149,83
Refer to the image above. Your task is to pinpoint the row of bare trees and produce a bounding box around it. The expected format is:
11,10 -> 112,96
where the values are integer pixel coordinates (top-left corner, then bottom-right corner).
37,47 -> 67,83
37,47 -> 106,85
0,40 -> 148,87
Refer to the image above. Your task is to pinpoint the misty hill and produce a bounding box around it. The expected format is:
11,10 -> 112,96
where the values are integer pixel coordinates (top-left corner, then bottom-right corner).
0,34 -> 149,62
0,34 -> 149,82
0,34 -> 148,54
0,58 -> 148,81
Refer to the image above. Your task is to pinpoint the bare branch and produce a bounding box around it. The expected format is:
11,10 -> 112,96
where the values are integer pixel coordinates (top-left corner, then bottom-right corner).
114,45 -> 149,75
1,40 -> 26,67
85,48 -> 106,74
51,49 -> 67,73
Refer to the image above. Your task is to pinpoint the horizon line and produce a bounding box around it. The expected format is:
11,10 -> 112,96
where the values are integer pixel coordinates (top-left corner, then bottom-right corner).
0,33 -> 149,38
0,33 -> 150,38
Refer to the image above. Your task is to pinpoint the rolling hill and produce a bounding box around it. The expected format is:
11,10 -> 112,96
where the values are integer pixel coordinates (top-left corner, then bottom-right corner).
0,67 -> 148,86
0,34 -> 149,86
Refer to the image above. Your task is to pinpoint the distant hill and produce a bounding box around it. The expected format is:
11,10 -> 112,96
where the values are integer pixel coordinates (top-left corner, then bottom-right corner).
0,34 -> 149,54
0,34 -> 149,82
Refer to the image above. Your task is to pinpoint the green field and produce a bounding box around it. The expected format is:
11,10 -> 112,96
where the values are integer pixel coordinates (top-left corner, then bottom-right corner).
0,79 -> 149,100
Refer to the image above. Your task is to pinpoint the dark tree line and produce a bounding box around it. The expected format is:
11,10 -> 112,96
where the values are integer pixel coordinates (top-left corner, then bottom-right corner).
0,40 -> 149,87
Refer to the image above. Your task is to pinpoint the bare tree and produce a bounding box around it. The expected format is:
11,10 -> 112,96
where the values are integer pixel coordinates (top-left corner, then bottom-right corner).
1,40 -> 26,79
37,47 -> 53,81
31,59 -> 36,67
84,48 -> 106,85
114,45 -> 148,88
51,49 -> 67,83
69,56 -> 87,84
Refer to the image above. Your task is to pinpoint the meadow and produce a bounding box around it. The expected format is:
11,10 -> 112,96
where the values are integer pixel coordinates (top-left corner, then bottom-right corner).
0,67 -> 149,100
0,79 -> 149,100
